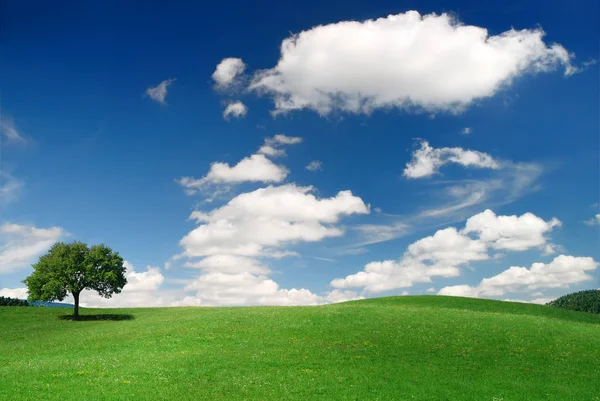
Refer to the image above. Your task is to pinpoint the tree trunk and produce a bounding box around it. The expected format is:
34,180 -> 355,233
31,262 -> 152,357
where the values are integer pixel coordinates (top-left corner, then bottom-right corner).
73,292 -> 80,320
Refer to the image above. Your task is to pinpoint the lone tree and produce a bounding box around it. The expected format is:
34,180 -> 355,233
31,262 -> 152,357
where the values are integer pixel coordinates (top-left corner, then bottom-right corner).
23,241 -> 127,319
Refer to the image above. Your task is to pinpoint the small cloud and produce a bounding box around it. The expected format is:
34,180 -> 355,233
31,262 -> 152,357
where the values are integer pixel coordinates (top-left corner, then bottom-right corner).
146,79 -> 176,104
258,134 -> 302,158
305,160 -> 322,172
425,287 -> 436,293
212,58 -> 246,89
584,214 -> 600,226
461,127 -> 472,135
403,140 -> 499,179
223,101 -> 248,120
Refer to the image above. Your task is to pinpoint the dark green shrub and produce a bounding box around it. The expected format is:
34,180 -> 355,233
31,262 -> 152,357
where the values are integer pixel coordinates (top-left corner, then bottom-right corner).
547,290 -> 600,314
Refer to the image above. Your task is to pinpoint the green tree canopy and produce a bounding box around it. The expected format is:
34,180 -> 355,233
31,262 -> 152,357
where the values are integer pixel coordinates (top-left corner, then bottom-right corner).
23,241 -> 127,319
547,289 -> 600,315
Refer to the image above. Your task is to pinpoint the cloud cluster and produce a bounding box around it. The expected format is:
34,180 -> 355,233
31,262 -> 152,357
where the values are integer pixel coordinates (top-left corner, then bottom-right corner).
176,183 -> 368,305
0,223 -> 64,274
439,255 -> 598,298
146,79 -> 175,104
249,11 -> 576,115
331,209 -> 561,293
404,140 -> 499,179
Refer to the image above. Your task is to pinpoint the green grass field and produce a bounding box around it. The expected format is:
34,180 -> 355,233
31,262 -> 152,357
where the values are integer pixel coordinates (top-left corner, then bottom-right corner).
2,296 -> 599,400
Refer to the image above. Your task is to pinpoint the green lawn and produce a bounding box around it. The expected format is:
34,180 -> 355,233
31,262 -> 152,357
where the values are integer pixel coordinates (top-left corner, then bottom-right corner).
1,296 -> 599,400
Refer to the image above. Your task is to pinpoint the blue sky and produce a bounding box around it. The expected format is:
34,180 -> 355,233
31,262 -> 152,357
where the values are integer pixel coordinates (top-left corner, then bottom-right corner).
0,0 -> 598,306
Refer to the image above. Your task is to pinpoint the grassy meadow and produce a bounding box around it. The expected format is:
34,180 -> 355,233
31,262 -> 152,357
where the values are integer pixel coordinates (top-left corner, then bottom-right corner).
1,296 -> 599,400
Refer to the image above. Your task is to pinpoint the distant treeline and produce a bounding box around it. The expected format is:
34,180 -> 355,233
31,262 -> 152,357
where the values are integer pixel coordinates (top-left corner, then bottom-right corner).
0,296 -> 30,306
548,290 -> 600,315
0,297 -> 75,308
30,301 -> 75,308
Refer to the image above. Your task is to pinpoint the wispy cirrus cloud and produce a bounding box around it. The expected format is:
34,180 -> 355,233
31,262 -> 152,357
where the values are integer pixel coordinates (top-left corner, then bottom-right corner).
0,171 -> 24,205
1,114 -> 27,144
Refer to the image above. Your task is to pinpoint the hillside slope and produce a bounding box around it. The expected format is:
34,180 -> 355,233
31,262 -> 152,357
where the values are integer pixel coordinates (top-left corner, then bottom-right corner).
1,296 -> 599,400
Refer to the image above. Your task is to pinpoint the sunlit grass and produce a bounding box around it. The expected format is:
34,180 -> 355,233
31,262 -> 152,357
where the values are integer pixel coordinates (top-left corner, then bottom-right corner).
1,296 -> 599,400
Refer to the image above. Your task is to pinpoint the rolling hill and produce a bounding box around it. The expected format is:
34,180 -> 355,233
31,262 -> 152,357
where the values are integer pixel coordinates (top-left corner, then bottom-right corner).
1,296 -> 599,400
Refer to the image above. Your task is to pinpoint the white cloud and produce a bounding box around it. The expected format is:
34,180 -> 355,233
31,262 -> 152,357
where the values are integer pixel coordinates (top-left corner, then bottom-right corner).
461,127 -> 472,135
250,11 -> 575,115
178,134 -> 302,194
223,101 -> 248,120
212,58 -> 246,88
0,115 -> 27,143
503,297 -> 555,304
178,272 -> 363,307
332,227 -> 485,292
531,297 -> 556,304
404,140 -> 499,179
177,182 -> 368,306
177,154 -> 288,193
323,289 -> 364,303
426,287 -> 437,293
145,79 -> 175,104
258,134 -> 303,157
462,209 -> 561,251
305,160 -> 322,172
439,255 -> 598,298
584,214 -> 600,226
331,209 -> 560,293
0,223 -> 64,274
180,184 -> 369,258
185,255 -> 271,275
0,287 -> 28,299
183,272 -> 321,306
78,262 -> 167,307
121,262 -> 164,292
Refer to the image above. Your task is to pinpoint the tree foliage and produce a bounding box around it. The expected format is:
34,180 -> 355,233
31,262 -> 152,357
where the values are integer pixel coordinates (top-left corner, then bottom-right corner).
0,296 -> 30,306
547,289 -> 600,315
23,241 -> 127,319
